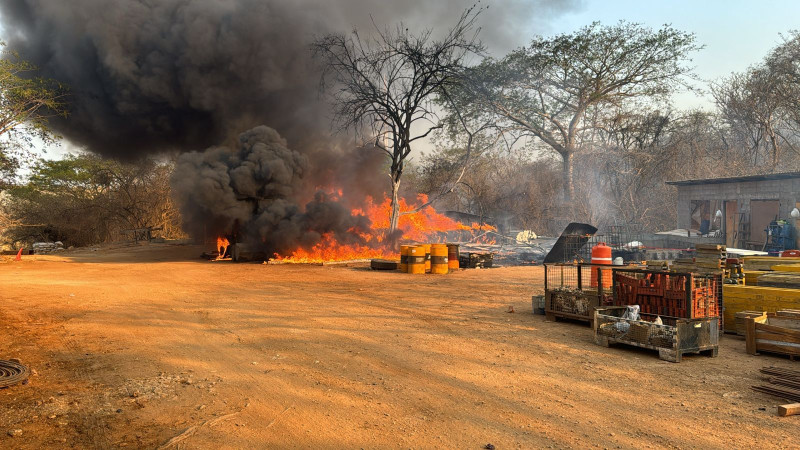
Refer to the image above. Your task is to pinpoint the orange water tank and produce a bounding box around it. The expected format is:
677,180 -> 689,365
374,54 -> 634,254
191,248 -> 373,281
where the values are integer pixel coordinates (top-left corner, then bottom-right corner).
590,242 -> 613,289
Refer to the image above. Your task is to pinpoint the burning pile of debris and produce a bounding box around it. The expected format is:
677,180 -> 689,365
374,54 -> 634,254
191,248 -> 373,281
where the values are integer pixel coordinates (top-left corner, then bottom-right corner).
178,128 -> 502,265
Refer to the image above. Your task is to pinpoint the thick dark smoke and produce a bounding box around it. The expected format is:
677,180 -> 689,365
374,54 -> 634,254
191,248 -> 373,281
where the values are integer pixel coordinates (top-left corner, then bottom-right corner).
0,0 -> 580,251
173,126 -> 372,254
0,0 -> 580,155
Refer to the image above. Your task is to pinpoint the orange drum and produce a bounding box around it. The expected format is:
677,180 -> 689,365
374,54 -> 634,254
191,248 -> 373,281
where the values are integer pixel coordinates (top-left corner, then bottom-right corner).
408,246 -> 425,274
447,244 -> 460,270
430,244 -> 449,274
590,242 -> 613,289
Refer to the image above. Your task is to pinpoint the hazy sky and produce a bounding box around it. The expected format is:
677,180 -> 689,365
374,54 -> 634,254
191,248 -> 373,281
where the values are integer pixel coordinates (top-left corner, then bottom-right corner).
553,0 -> 800,109
6,0 -> 800,159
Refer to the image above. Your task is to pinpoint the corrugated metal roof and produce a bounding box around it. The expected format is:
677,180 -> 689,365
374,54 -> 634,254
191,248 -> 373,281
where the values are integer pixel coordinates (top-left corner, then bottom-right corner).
665,172 -> 800,186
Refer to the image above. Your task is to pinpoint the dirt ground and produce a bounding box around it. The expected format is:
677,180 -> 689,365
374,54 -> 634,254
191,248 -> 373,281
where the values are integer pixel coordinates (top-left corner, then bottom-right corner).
0,243 -> 797,449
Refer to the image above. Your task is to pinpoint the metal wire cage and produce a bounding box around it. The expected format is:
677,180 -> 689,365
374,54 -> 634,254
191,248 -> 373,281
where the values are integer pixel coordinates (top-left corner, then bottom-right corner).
544,263 -> 613,293
544,263 -> 615,323
593,305 -> 720,362
565,223 -> 646,263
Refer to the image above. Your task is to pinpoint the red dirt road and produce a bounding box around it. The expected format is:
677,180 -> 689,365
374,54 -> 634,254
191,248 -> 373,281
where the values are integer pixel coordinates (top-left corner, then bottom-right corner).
0,243 -> 797,448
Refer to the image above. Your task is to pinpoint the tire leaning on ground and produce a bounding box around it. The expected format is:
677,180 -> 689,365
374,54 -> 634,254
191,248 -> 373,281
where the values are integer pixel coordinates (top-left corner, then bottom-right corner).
370,259 -> 400,270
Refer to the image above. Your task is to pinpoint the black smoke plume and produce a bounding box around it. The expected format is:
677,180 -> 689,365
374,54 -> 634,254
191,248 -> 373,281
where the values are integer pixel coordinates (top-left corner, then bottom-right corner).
0,0 -> 580,155
0,0 -> 580,251
173,126 -> 372,254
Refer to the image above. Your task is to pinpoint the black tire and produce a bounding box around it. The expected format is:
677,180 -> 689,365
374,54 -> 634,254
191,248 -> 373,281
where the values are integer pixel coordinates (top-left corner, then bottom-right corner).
370,259 -> 399,270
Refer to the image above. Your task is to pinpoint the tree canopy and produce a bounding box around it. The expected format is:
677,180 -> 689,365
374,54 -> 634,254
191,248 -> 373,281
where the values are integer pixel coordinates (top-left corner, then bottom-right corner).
312,6 -> 484,236
451,21 -> 700,203
0,41 -> 68,186
3,155 -> 183,246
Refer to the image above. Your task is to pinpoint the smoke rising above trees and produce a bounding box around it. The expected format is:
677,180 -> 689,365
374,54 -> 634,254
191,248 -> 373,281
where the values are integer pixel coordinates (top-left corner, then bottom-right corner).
0,0 -> 581,249
0,0 -> 580,158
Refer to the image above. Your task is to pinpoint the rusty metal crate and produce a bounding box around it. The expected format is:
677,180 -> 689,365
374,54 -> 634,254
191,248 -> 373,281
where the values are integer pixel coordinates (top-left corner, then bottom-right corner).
611,268 -> 721,328
593,306 -> 719,362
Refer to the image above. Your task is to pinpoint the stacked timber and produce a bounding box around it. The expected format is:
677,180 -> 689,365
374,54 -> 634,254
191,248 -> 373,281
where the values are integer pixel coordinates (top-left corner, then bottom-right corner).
646,260 -> 669,271
743,270 -> 768,286
758,272 -> 800,289
721,285 -> 800,333
695,244 -> 726,275
670,258 -> 696,273
742,256 -> 800,271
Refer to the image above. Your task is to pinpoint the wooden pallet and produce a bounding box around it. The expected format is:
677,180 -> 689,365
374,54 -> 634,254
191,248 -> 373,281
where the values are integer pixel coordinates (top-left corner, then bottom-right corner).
745,312 -> 800,359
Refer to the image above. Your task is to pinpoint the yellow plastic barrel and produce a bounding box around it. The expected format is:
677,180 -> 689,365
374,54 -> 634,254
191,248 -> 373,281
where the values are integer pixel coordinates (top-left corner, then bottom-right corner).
408,246 -> 426,274
446,243 -> 459,271
430,244 -> 449,274
422,243 -> 432,273
399,245 -> 410,273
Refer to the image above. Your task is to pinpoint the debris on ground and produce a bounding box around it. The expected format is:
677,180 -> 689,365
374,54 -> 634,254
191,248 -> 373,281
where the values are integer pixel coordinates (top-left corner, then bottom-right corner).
0,359 -> 30,388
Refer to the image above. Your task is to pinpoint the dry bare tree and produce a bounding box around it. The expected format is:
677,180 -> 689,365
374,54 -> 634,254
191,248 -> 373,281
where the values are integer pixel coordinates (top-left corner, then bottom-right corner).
712,68 -> 785,169
311,6 -> 484,237
457,22 -> 700,202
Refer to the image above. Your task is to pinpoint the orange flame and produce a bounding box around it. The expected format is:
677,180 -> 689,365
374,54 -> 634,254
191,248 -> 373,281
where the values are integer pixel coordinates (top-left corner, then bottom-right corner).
216,236 -> 230,260
273,192 -> 496,263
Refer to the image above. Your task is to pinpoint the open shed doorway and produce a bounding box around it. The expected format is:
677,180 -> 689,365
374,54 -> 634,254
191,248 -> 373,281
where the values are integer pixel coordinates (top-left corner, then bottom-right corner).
691,200 -> 723,235
750,200 -> 780,248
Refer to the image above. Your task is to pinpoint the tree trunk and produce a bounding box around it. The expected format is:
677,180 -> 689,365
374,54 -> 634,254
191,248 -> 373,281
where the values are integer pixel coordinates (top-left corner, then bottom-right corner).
389,176 -> 401,245
561,151 -> 574,203
767,126 -> 780,170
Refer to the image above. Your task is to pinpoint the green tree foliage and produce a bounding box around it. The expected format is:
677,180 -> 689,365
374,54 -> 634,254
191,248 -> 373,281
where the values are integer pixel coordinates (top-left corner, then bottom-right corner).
3,155 -> 184,246
0,41 -> 68,186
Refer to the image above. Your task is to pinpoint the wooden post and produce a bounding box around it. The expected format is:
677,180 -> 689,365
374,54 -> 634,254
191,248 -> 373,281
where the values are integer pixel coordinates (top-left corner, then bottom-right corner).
778,403 -> 800,417
745,316 -> 759,355
544,265 -> 548,292
685,274 -> 692,319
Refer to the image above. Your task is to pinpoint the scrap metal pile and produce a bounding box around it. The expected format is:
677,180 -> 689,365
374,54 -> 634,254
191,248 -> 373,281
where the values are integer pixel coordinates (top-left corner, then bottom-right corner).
752,366 -> 800,403
549,288 -> 591,316
0,359 -> 30,388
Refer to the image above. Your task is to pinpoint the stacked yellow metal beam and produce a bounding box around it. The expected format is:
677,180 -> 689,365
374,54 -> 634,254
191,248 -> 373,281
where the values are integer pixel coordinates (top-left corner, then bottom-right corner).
722,285 -> 800,332
742,270 -> 768,285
